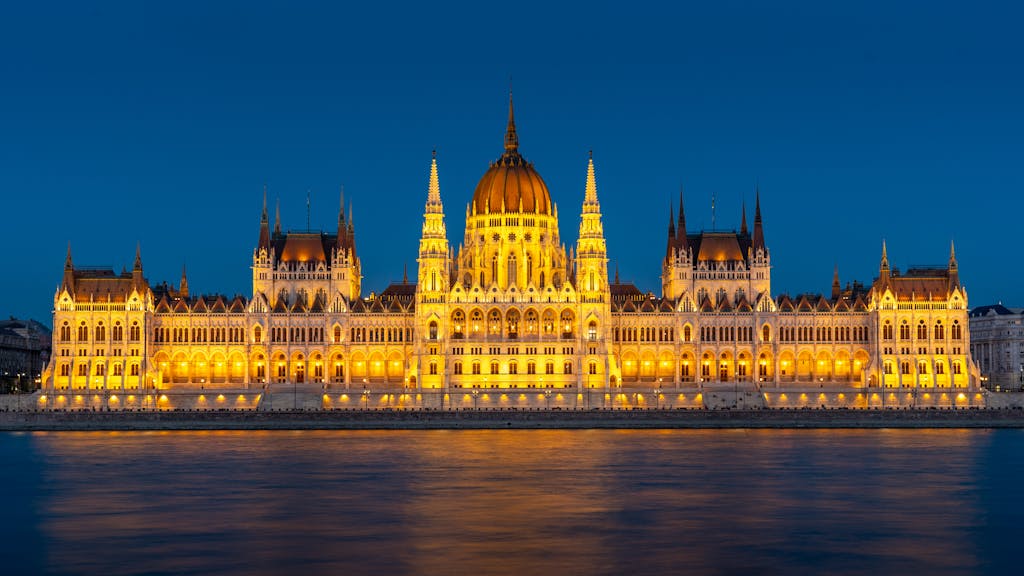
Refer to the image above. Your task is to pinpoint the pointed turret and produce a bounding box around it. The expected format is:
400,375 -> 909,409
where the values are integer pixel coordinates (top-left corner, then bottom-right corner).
576,152 -> 608,296
426,150 -> 444,213
133,242 -> 142,271
273,197 -> 281,236
504,89 -> 519,153
258,185 -> 270,251
752,188 -> 765,253
740,201 -> 748,235
948,240 -> 959,288
832,265 -> 840,300
665,201 -> 676,260
62,243 -> 74,290
879,240 -> 890,284
132,243 -> 146,290
676,187 -> 688,252
180,264 -> 189,299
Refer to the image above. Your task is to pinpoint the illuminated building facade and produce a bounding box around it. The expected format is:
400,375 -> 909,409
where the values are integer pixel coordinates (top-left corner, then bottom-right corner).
43,97 -> 978,400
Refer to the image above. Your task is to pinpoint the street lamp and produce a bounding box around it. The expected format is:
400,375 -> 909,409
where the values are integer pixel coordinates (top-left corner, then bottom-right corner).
654,387 -> 662,410
545,389 -> 552,410
472,389 -> 479,410
362,387 -> 370,410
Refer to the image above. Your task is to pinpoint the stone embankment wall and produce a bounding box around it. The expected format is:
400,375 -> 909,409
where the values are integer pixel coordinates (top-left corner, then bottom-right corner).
3,407 -> 1024,431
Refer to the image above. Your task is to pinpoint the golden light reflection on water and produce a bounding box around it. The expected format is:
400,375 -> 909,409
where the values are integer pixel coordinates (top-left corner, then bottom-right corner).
23,429 -> 999,575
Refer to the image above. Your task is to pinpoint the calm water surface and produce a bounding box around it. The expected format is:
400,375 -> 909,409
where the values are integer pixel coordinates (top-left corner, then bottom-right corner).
1,429 -> 1021,575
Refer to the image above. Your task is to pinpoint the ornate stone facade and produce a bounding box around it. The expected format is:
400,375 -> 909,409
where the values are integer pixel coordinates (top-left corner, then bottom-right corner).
42,98 -> 979,405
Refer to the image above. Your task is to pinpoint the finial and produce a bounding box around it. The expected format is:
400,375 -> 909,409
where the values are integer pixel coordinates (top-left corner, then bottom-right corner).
615,265 -> 620,284
134,242 -> 142,270
262,184 -> 268,220
432,148 -> 437,159
588,149 -> 593,159
403,263 -> 408,284
65,242 -> 73,269
504,88 -> 519,152
274,197 -> 281,235
339,185 -> 346,225
740,200 -> 748,235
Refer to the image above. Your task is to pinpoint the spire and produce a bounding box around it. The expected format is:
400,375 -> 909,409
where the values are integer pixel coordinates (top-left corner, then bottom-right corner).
583,150 -> 600,211
64,242 -> 73,270
879,239 -> 890,281
403,263 -> 408,284
614,265 -> 620,284
259,186 -> 271,250
667,200 -> 676,238
832,265 -> 840,300
426,150 -> 443,212
180,264 -> 189,299
740,201 -> 748,235
134,242 -> 142,271
752,187 -> 765,253
274,197 -> 281,236
504,89 -> 519,153
948,240 -> 960,288
676,186 -> 688,252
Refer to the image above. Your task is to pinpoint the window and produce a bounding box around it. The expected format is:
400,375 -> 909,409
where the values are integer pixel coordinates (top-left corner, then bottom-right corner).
60,322 -> 71,342
899,322 -> 910,340
917,321 -> 927,340
454,361 -> 463,375
113,364 -> 123,376
683,325 -> 691,342
884,361 -> 893,375
95,323 -> 106,342
130,322 -> 140,341
762,325 -> 771,343
472,362 -> 481,375
78,364 -> 88,376
253,326 -> 262,343
936,363 -> 944,375
334,326 -> 342,343
130,364 -> 139,376
509,361 -> 518,375
563,361 -> 573,374
527,362 -> 536,375
429,362 -> 438,375
953,361 -> 962,375
78,323 -> 89,341
952,321 -> 962,340
545,362 -> 555,375
489,361 -> 499,375
882,321 -> 893,340
429,321 -> 438,340
900,361 -> 911,375
934,322 -> 944,340
113,323 -> 123,341
60,364 -> 70,377
95,364 -> 105,376
588,362 -> 597,375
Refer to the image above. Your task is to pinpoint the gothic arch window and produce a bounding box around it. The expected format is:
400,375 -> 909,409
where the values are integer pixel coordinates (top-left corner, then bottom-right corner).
454,361 -> 463,375
334,326 -> 342,343
524,309 -> 538,334
95,322 -> 106,342
491,255 -> 498,284
253,325 -> 263,344
542,310 -> 556,335
113,322 -> 123,341
588,320 -> 598,341
539,271 -> 545,288
560,310 -> 575,336
589,361 -> 597,375
899,321 -> 910,340
563,361 -> 573,374
952,321 -> 962,340
470,309 -> 484,334
488,309 -> 501,335
934,321 -> 944,340
130,321 -> 140,342
431,271 -> 437,291
509,360 -> 518,375
490,360 -> 499,375
917,320 -> 927,340
762,324 -> 771,343
506,309 -> 520,338
527,254 -> 533,282
60,364 -> 69,377
429,321 -> 438,340
882,321 -> 893,340
507,254 -> 517,286
683,325 -> 692,342
60,322 -> 71,342
451,310 -> 466,338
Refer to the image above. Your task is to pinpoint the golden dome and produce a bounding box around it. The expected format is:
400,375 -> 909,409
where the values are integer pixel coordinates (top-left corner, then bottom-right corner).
471,95 -> 552,216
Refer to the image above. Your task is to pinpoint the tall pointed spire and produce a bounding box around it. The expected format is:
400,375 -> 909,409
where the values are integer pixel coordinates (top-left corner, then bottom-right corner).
62,243 -> 74,291
180,264 -> 189,299
740,200 -> 748,235
583,150 -> 600,212
504,88 -> 519,153
879,239 -> 890,280
64,242 -> 73,270
259,186 -> 271,250
832,264 -> 840,300
948,240 -> 959,287
273,197 -> 281,236
752,187 -> 765,253
134,242 -> 142,271
667,200 -> 676,237
949,240 -> 957,269
676,185 -> 688,252
426,149 -> 443,213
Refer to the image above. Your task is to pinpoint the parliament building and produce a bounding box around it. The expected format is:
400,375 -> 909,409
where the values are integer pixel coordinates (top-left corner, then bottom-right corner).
42,97 -> 979,408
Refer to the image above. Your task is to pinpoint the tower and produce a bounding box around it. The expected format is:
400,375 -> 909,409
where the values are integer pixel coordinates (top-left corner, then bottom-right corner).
415,151 -> 451,388
575,152 -> 609,298
662,188 -> 691,300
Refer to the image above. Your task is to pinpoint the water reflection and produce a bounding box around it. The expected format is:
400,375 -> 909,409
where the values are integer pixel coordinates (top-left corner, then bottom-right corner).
19,429 -> 1006,575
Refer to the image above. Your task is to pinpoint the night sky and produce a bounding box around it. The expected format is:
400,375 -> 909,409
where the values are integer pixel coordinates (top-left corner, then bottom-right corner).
3,1 -> 1021,325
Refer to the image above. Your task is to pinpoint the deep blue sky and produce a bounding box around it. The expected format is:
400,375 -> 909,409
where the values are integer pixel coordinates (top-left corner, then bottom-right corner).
2,1 -> 1021,326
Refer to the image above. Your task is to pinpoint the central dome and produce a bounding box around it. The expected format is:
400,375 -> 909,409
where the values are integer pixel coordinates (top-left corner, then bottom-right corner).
471,96 -> 552,216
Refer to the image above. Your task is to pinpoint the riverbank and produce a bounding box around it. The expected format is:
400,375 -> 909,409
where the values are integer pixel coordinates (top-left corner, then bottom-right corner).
3,407 -> 1024,431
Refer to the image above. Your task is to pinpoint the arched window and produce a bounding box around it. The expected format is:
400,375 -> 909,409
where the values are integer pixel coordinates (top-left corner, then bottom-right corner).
452,310 -> 465,338
490,361 -> 499,375
899,321 -> 910,340
588,361 -> 597,375
934,322 -> 944,340
507,254 -> 517,286
527,254 -> 533,283
470,309 -> 484,334
130,322 -> 140,342
472,361 -> 481,375
491,255 -> 498,284
952,321 -> 962,340
560,310 -> 575,336
506,309 -> 520,338
113,322 -> 123,341
882,321 -> 893,340
429,361 -> 438,375
431,271 -> 437,291
587,321 -> 598,341
488,310 -> 501,335
762,325 -> 771,343
884,361 -> 894,375
60,322 -> 71,342
429,321 -> 438,340
95,363 -> 105,376
454,361 -> 463,375
334,326 -> 342,343
539,271 -> 545,288
253,326 -> 262,344
683,325 -> 691,342
60,364 -> 69,377
130,364 -> 139,376
917,321 -> 927,340
527,361 -> 536,375
563,361 -> 573,374
524,309 -> 538,334
509,361 -> 518,375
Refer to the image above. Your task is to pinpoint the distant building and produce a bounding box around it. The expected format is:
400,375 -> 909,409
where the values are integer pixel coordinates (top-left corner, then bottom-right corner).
0,317 -> 51,392
969,304 -> 1024,390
